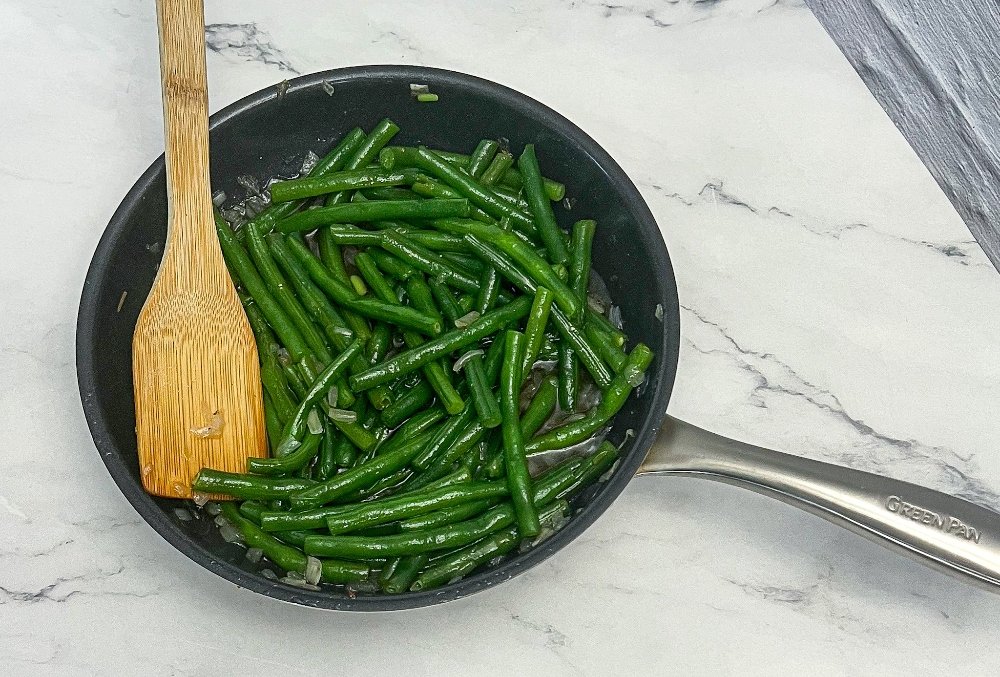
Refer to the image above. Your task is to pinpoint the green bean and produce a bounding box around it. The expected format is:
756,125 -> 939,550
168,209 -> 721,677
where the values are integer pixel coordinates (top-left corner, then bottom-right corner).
520,287 -> 554,381
270,168 -> 423,203
397,499 -> 494,531
475,263 -> 501,315
467,139 -> 500,177
278,339 -> 363,446
479,149 -> 513,187
409,525 -> 523,592
463,352 -> 502,428
441,251 -> 486,277
381,381 -> 434,428
243,300 -> 298,421
244,222 -> 335,361
382,555 -> 428,593
243,128 -> 365,232
432,219 -> 579,317
248,431 -> 322,476
325,482 -> 509,535
381,230 -> 479,293
349,296 -> 532,391
333,434 -> 358,468
277,199 -> 471,233
332,413 -> 378,454
585,322 -> 627,372
411,406 -> 476,470
492,185 -> 530,212
518,145 -> 569,264
500,331 -> 539,537
315,228 -> 371,343
284,237 -> 441,335
216,216 -> 310,361
557,441 -> 619,500
557,342 -> 578,411
192,469 -> 315,500
282,360 -> 308,399
220,504 -> 369,584
585,310 -> 626,347
303,492 -> 569,559
378,407 -> 445,456
289,429 -> 437,509
325,119 -> 401,206
460,235 -> 613,388
403,231 -> 468,253
521,375 -> 558,438
526,343 -> 652,454
262,392 -> 283,451
412,148 -> 537,234
379,146 -> 565,201
413,420 -> 489,488
427,277 -> 463,324
362,186 -> 421,201
370,249 -> 417,280
315,225 -> 385,247
316,430 -> 338,481
569,220 -> 596,316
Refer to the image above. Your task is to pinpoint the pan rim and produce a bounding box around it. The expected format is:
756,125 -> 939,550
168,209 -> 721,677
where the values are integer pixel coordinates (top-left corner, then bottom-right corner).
76,64 -> 679,611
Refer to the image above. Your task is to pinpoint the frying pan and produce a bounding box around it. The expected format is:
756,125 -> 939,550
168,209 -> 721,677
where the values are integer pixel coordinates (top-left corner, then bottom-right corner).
77,66 -> 1000,611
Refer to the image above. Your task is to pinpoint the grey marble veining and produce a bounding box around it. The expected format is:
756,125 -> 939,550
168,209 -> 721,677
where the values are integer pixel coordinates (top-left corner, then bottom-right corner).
1,0 -> 999,674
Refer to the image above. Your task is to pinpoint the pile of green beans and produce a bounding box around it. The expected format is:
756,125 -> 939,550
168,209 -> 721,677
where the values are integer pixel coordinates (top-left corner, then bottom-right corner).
194,120 -> 653,595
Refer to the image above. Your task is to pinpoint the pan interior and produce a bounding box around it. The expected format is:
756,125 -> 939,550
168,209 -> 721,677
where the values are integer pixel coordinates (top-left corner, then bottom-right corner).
77,66 -> 679,610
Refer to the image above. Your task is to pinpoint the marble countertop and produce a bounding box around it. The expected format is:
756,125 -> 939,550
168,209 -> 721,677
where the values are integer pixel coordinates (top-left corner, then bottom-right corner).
3,0 -> 999,674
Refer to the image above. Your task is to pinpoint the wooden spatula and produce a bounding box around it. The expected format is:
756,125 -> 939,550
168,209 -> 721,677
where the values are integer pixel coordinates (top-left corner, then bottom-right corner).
133,0 -> 266,498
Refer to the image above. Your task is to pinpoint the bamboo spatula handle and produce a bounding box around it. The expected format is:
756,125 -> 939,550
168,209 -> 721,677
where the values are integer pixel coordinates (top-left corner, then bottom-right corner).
156,0 -> 216,280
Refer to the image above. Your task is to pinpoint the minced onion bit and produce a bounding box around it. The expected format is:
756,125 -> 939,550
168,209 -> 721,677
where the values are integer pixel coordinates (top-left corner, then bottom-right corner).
219,523 -> 243,544
211,190 -> 227,207
409,83 -> 430,95
304,556 -> 322,585
173,508 -> 193,522
626,370 -> 646,387
300,150 -> 320,175
326,407 -> 358,423
454,310 -> 480,329
326,386 -> 340,408
204,501 -> 222,516
191,410 -> 224,439
116,291 -> 127,313
321,80 -> 336,96
260,568 -> 278,580
281,577 -> 321,591
306,409 -> 324,435
245,547 -> 264,564
276,438 -> 301,456
452,348 -> 484,373
587,294 -> 607,315
654,303 -> 664,321
608,305 -> 623,329
192,492 -> 210,507
237,174 -> 261,196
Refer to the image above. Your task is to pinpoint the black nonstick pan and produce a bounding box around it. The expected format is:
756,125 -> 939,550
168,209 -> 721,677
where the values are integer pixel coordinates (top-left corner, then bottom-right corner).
77,66 -> 1000,611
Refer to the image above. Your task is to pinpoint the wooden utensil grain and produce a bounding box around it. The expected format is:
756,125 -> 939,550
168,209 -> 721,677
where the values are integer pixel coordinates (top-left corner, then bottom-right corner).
133,0 -> 266,498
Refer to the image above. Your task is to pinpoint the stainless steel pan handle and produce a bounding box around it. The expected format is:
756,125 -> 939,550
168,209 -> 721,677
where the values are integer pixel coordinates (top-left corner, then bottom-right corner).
639,416 -> 1000,591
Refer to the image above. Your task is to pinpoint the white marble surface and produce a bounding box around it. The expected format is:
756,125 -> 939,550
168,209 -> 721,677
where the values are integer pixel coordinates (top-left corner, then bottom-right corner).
2,0 -> 999,674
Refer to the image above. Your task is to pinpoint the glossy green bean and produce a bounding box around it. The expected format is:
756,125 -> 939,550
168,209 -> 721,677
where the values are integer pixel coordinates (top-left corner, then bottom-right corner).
431,219 -> 579,317
459,235 -> 613,388
220,504 -> 370,584
409,526 -> 521,592
278,199 -> 471,233
315,228 -> 371,343
463,352 -> 502,428
348,296 -> 532,391
192,469 -> 315,500
381,381 -> 434,428
216,216 -> 310,361
569,220 -> 596,317
324,119 -> 401,206
284,237 -> 441,335
381,230 -> 479,292
279,339 -> 363,445
247,431 -> 322,476
479,149 -> 514,187
518,145 -> 569,264
325,482 -> 509,535
412,148 -> 537,233
397,499 -> 494,531
405,231 -> 468,253
270,168 -> 422,203
585,322 -> 627,372
289,429 -> 437,509
557,341 -> 578,411
520,287 -> 554,381
382,555 -> 428,593
521,375 -> 558,438
526,343 -> 652,455
411,406 -> 476,470
500,331 -> 539,537
467,139 -> 499,177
